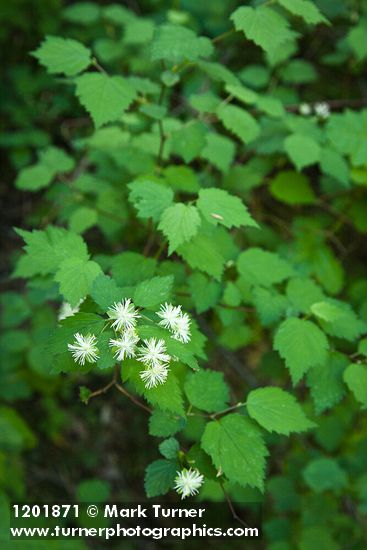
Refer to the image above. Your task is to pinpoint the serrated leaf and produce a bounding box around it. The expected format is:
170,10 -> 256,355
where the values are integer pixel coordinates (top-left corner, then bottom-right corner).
158,203 -> 201,255
237,247 -> 294,287
111,252 -> 156,286
49,313 -> 105,355
144,459 -> 177,497
69,207 -> 98,234
231,6 -> 296,53
217,104 -> 260,144
307,352 -> 347,414
201,133 -> 235,173
286,277 -> 324,314
128,179 -> 174,222
311,300 -> 366,342
197,188 -> 258,229
32,35 -> 91,76
91,274 -> 129,311
55,258 -> 102,306
274,317 -> 329,384
278,0 -> 329,25
201,414 -> 268,491
159,438 -> 180,459
284,134 -> 321,170
303,458 -> 347,493
343,363 -> 367,407
188,272 -> 221,314
151,24 -> 213,63
134,275 -> 174,308
247,387 -> 315,435
170,123 -> 207,163
149,409 -> 185,437
177,231 -> 226,281
14,227 -> 89,278
75,73 -> 136,128
252,286 -> 288,325
184,370 -> 230,413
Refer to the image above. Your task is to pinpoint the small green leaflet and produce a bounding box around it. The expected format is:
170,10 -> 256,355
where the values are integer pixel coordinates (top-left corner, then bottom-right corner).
343,363 -> 367,407
32,36 -> 92,76
158,203 -> 201,255
188,272 -> 221,314
303,458 -> 347,493
277,0 -> 329,26
69,207 -> 98,234
75,73 -> 136,128
170,123 -> 207,164
201,414 -> 268,491
237,247 -> 294,287
252,286 -> 288,326
310,300 -> 366,342
286,277 -> 324,314
63,2 -> 101,24
149,409 -> 185,437
159,438 -> 179,459
144,459 -> 178,497
270,171 -> 316,205
246,387 -> 315,435
184,370 -> 230,413
274,317 -> 329,384
177,231 -> 226,281
231,6 -> 296,53
217,105 -> 260,144
16,146 -> 75,192
55,258 -> 102,307
151,24 -> 213,63
128,179 -> 174,222
111,252 -> 156,286
284,134 -> 321,170
201,133 -> 235,173
14,227 -> 88,278
307,352 -> 347,414
91,273 -> 131,310
197,188 -> 258,229
133,275 -> 174,309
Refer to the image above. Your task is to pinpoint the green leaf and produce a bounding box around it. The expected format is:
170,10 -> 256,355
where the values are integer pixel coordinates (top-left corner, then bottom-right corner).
286,277 -> 324,314
252,286 -> 288,325
303,458 -> 347,493
55,258 -> 102,307
158,203 -> 201,255
274,317 -> 329,384
246,387 -> 315,435
14,227 -> 88,278
159,438 -> 180,459
343,363 -> 367,407
310,300 -> 366,342
201,413 -> 268,491
134,275 -> 174,309
307,352 -> 347,414
217,104 -> 260,144
177,231 -> 226,281
128,179 -> 174,222
284,134 -> 321,170
197,188 -> 258,229
188,272 -> 221,314
270,171 -> 316,205
63,2 -> 100,24
96,330 -> 116,370
319,147 -> 349,186
90,273 -> 130,312
151,24 -> 213,63
231,6 -> 295,53
69,207 -> 98,234
278,0 -> 329,25
32,35 -> 92,76
201,133 -> 235,173
144,459 -> 177,497
184,370 -> 230,413
15,164 -> 54,192
75,73 -> 136,128
149,409 -> 185,437
170,123 -> 207,163
49,313 -> 105,355
124,18 -> 155,45
237,247 -> 294,287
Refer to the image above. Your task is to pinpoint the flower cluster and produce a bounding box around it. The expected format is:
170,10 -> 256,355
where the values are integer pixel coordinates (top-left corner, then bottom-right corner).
174,468 -> 204,499
299,101 -> 330,119
67,300 -> 191,390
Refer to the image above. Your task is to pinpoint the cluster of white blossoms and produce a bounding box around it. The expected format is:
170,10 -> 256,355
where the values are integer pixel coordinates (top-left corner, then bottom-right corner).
174,468 -> 204,499
299,101 -> 330,119
67,299 -> 191,390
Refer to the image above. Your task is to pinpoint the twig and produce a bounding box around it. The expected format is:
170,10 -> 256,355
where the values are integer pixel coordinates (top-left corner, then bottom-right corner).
115,383 -> 152,413
219,480 -> 252,529
210,402 -> 246,419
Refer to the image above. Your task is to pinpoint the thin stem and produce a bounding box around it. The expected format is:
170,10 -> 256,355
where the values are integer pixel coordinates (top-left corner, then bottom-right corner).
115,383 -> 152,413
92,57 -> 107,74
219,480 -> 251,529
212,29 -> 236,44
210,402 -> 246,419
84,379 -> 115,404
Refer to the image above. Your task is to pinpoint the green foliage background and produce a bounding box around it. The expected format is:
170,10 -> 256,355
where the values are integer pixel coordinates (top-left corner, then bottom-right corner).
1,0 -> 367,548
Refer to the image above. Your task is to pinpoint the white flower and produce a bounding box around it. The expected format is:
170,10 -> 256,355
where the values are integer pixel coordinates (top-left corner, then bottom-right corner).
174,468 -> 204,499
172,312 -> 191,343
156,302 -> 191,343
58,298 -> 84,321
299,103 -> 312,116
314,102 -> 330,119
157,302 -> 182,331
137,338 -> 171,368
107,299 -> 140,331
140,363 -> 169,389
68,333 -> 99,365
109,328 -> 139,361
